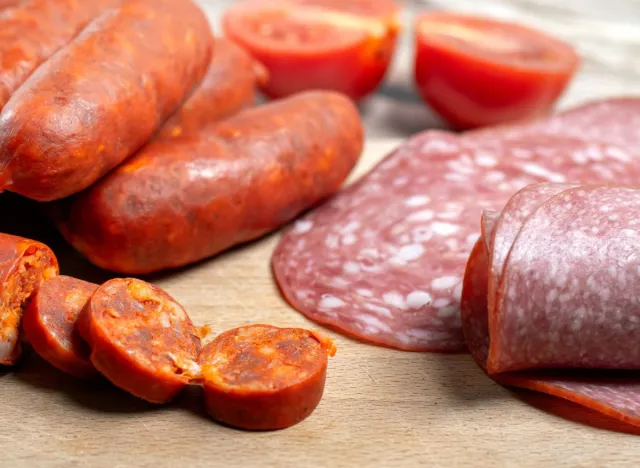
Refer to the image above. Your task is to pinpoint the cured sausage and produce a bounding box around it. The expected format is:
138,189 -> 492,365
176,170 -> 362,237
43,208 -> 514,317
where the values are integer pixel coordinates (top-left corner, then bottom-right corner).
0,233 -> 58,365
200,324 -> 336,430
271,98 -> 640,352
52,91 -> 363,274
461,183 -> 640,428
77,278 -> 201,403
22,275 -> 97,378
0,0 -> 119,110
0,0 -> 213,201
158,38 -> 268,139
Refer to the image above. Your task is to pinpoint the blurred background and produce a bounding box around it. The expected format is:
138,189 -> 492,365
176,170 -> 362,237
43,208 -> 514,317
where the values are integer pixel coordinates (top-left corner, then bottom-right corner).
199,0 -> 640,138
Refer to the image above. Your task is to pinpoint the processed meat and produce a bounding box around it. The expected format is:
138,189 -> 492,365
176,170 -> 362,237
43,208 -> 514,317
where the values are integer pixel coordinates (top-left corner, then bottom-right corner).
23,275 -> 97,378
0,0 -> 213,201
77,278 -> 201,403
158,38 -> 267,139
0,233 -> 58,365
461,183 -> 640,428
0,0 -> 119,109
200,324 -> 336,430
52,91 -> 363,274
272,98 -> 640,351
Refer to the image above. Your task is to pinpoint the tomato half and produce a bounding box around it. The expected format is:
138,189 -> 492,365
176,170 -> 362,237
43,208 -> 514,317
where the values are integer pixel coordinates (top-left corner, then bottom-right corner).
414,12 -> 580,130
222,0 -> 401,101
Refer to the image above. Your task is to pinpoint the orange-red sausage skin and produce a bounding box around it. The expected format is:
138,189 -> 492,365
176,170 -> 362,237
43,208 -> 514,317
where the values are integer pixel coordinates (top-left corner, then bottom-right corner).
159,38 -> 267,139
200,325 -> 336,430
0,233 -> 58,365
77,278 -> 201,403
23,275 -> 97,378
53,91 -> 364,274
0,0 -> 213,201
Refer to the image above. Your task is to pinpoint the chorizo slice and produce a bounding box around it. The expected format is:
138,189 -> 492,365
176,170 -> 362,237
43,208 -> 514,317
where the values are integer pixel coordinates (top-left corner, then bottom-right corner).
0,0 -> 213,201
78,278 -> 201,403
51,90 -> 363,274
200,324 -> 337,430
158,38 -> 268,139
0,233 -> 58,365
22,275 -> 97,378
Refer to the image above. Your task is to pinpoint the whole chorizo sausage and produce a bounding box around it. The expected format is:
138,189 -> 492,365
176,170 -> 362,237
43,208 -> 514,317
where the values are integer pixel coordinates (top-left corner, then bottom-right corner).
0,0 -> 119,110
0,0 -> 213,202
22,275 -> 97,378
0,233 -> 58,365
52,91 -> 363,274
158,38 -> 268,139
77,278 -> 201,403
200,324 -> 336,430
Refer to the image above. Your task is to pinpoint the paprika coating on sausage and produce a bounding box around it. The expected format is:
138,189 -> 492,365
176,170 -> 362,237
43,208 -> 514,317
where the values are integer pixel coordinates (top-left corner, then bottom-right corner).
0,0 -> 213,201
0,233 -> 58,365
23,275 -> 97,378
200,324 -> 337,430
158,38 -> 268,139
77,278 -> 201,403
0,0 -> 119,110
51,90 -> 364,274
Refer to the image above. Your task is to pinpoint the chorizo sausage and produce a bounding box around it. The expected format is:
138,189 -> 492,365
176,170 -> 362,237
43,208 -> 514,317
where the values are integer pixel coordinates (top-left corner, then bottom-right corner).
200,324 -> 337,430
0,0 -> 119,110
0,233 -> 58,365
0,0 -> 213,201
158,38 -> 268,139
52,91 -> 364,274
77,278 -> 201,403
22,275 -> 97,378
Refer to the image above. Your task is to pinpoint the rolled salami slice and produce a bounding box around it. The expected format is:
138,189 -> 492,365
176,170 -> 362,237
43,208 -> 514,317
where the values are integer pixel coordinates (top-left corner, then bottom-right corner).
461,183 -> 640,428
273,99 -> 640,352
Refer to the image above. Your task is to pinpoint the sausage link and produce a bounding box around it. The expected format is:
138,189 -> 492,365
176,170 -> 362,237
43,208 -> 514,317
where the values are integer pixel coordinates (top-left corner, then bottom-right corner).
52,91 -> 364,274
78,278 -> 201,403
0,233 -> 58,365
159,38 -> 268,139
200,324 -> 336,430
22,275 -> 97,378
0,0 -> 213,201
0,0 -> 119,110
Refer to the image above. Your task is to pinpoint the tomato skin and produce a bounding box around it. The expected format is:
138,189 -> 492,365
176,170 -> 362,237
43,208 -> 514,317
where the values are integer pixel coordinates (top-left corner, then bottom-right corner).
222,1 -> 400,101
414,13 -> 580,130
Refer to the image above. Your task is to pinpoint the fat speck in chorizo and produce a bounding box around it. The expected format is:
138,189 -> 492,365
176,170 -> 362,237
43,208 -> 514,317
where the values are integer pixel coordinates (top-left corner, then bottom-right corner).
200,324 -> 336,430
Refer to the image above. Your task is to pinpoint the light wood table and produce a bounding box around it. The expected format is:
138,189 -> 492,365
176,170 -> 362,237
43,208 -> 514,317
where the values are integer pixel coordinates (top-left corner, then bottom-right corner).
1,1 -> 640,467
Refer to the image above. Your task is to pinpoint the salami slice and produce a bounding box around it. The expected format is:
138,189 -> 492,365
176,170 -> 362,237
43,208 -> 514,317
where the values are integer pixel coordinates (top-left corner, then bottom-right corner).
273,99 -> 640,351
461,183 -> 640,427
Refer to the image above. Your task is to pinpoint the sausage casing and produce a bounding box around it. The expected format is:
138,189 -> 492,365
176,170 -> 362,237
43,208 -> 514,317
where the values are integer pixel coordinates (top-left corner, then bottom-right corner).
53,91 -> 364,274
0,0 -> 213,201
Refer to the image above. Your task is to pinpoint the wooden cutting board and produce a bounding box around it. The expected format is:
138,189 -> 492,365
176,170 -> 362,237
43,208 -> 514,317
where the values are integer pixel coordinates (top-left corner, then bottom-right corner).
0,139 -> 638,468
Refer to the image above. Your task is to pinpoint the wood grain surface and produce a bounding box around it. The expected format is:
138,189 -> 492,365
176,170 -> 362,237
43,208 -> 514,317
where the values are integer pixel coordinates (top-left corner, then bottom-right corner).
1,0 -> 640,466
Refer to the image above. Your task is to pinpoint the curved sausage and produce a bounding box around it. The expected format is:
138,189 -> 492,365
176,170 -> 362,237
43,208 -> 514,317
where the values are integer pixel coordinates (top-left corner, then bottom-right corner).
0,233 -> 58,365
158,38 -> 268,139
52,91 -> 364,274
0,0 -> 119,110
22,275 -> 97,378
200,324 -> 337,430
0,0 -> 213,201
77,278 -> 201,403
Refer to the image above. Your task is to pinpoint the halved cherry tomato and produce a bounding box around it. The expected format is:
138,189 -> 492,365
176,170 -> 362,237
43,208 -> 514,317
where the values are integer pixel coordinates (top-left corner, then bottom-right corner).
414,12 -> 580,130
223,0 -> 401,101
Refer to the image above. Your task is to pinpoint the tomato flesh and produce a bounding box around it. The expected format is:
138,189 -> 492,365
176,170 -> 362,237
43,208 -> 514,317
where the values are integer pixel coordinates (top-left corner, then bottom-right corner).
223,0 -> 401,101
414,13 -> 580,130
